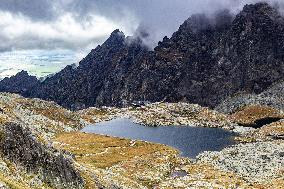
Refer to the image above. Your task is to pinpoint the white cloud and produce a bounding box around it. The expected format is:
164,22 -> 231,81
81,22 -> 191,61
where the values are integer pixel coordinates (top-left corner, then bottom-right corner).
0,10 -> 137,51
0,8 -> 139,79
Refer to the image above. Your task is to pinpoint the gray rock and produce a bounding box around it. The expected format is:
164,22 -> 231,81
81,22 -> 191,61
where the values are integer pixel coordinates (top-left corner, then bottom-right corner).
215,80 -> 284,114
0,122 -> 84,189
0,182 -> 8,189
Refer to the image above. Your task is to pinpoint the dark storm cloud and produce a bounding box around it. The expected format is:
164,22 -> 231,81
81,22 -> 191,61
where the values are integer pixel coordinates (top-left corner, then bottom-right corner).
0,0 -> 56,20
68,0 -> 284,48
0,0 -> 283,52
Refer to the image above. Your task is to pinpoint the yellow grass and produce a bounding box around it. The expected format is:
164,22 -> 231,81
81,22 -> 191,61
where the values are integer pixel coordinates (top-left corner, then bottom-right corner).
54,132 -> 180,188
230,105 -> 283,126
0,173 -> 32,189
54,132 -> 177,169
79,108 -> 116,124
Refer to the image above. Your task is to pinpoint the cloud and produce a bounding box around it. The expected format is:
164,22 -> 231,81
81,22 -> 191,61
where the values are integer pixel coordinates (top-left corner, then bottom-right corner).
0,0 -> 283,52
0,10 -> 137,51
109,0 -> 284,46
0,0 -> 56,20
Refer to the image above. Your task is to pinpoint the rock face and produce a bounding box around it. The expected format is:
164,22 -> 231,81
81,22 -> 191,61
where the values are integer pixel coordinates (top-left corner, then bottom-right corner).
0,71 -> 40,94
4,3 -> 284,109
0,122 -> 84,189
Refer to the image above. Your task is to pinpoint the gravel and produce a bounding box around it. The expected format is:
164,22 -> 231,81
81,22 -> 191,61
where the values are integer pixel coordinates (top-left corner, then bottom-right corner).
197,141 -> 284,184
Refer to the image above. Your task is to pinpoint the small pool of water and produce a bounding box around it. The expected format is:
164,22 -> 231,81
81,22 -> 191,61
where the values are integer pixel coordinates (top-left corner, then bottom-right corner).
81,118 -> 236,158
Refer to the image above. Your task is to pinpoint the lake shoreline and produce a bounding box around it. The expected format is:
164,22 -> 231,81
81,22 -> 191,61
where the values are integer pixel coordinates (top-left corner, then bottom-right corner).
76,102 -> 284,188
81,118 -> 236,158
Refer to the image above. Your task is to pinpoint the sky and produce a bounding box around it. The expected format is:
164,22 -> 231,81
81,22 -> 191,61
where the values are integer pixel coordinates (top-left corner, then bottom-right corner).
0,0 -> 283,79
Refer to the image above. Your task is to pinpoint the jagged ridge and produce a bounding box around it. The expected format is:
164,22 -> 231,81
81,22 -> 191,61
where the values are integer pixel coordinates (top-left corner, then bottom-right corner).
0,71 -> 40,94
0,2 -> 283,110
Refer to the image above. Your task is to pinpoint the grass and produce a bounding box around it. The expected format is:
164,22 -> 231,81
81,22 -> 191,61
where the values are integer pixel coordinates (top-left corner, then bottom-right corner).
54,132 -> 177,169
230,105 -> 284,127
53,130 -> 281,188
0,173 -> 32,189
54,132 -> 179,188
79,171 -> 99,189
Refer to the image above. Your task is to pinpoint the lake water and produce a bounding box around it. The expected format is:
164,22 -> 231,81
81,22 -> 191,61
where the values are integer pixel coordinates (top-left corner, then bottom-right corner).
81,118 -> 236,158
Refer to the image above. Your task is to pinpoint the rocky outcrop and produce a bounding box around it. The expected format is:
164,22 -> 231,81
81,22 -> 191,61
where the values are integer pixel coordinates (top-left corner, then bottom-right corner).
251,119 -> 284,141
0,71 -> 40,94
0,122 -> 84,189
128,102 -> 235,129
197,141 -> 284,186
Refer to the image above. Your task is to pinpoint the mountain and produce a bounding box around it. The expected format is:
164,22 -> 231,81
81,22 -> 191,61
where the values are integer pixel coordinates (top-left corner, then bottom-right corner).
0,70 -> 40,94
25,30 -> 150,109
3,3 -> 284,109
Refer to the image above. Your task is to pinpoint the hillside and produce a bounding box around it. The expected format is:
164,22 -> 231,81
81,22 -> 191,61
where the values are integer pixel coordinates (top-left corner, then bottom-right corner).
0,93 -> 282,188
216,79 -> 284,113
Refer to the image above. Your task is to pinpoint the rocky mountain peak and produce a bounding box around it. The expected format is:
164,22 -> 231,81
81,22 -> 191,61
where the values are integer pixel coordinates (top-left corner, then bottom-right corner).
0,70 -> 40,94
231,2 -> 284,47
16,70 -> 29,77
4,70 -> 35,81
104,29 -> 126,47
242,2 -> 275,15
180,13 -> 212,34
235,2 -> 282,26
213,9 -> 234,30
111,29 -> 124,35
176,9 -> 233,36
10,70 -> 37,81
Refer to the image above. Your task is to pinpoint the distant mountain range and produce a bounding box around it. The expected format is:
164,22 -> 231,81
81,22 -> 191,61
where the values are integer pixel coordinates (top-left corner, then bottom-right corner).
0,2 -> 283,110
0,70 -> 40,94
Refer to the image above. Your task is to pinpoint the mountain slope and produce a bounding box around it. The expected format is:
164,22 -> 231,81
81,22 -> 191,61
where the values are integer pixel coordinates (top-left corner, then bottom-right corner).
0,71 -> 40,94
26,30 -> 150,109
3,2 -> 284,109
215,79 -> 284,114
